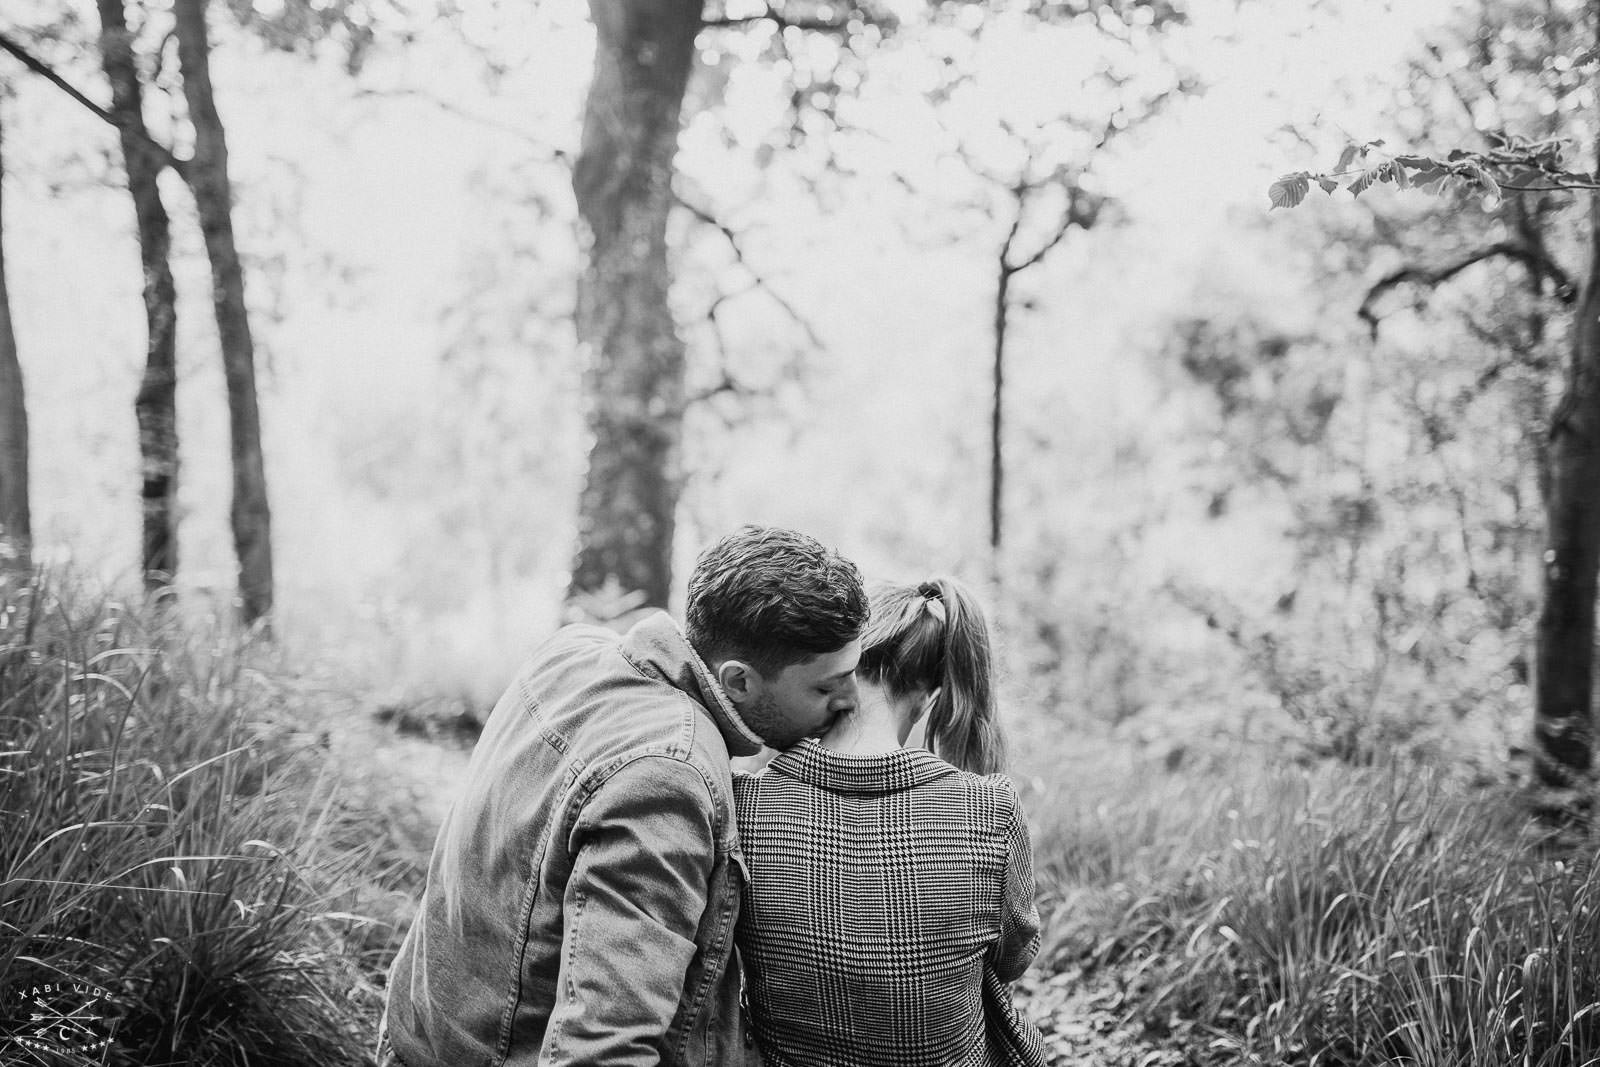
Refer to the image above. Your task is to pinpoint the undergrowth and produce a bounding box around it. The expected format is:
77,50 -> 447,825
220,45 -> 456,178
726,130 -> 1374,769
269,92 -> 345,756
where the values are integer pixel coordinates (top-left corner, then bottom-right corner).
0,575 -> 422,1066
1031,753 -> 1600,1066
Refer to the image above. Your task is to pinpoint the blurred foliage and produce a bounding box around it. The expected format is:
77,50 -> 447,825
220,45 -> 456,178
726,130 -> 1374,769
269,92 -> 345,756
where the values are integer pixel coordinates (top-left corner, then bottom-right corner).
1009,0 -> 1596,774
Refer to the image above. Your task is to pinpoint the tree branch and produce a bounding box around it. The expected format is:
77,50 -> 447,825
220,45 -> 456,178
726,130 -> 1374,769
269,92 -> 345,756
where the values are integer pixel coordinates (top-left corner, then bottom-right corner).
675,191 -> 827,354
1359,241 -> 1577,335
996,203 -> 1025,281
0,28 -> 187,175
701,3 -> 854,33
353,87 -> 571,163
1010,186 -> 1099,272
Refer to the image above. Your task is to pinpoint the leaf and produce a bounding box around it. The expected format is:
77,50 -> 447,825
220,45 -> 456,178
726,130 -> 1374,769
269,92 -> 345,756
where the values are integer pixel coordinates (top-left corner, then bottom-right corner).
1576,45 -> 1600,66
1416,174 -> 1452,197
1317,176 -> 1339,195
1268,174 -> 1310,210
1336,144 -> 1361,172
1407,164 -> 1448,186
1468,163 -> 1502,203
1349,167 -> 1386,198
1499,166 -> 1542,189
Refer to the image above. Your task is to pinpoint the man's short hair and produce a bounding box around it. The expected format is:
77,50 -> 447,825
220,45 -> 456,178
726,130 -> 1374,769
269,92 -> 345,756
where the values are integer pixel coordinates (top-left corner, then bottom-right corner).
685,525 -> 868,677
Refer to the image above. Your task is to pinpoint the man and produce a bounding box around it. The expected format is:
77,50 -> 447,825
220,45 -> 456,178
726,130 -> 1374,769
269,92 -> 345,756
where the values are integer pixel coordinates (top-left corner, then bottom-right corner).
383,525 -> 868,1066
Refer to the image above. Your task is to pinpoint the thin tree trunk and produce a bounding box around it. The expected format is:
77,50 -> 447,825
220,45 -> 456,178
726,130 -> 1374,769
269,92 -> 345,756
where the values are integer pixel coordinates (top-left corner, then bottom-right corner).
97,0 -> 180,592
991,263 -> 1010,555
1532,7 -> 1600,822
0,96 -> 31,573
567,0 -> 702,611
173,0 -> 273,627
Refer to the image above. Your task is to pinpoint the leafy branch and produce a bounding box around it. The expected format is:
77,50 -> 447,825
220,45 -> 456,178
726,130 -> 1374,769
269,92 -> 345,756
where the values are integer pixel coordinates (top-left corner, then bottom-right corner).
1268,136 -> 1600,211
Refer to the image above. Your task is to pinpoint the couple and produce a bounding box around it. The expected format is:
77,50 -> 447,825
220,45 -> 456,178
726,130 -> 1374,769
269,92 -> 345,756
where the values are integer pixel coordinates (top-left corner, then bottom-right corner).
381,525 -> 1045,1066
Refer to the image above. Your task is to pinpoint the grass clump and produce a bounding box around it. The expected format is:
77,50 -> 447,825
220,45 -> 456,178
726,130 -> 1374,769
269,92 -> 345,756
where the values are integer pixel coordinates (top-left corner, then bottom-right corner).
1031,753 -> 1600,1066
0,576 -> 408,1066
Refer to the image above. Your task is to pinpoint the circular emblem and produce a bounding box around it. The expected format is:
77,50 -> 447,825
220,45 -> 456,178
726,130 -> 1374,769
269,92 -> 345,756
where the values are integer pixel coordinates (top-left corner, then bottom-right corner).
4,980 -> 117,1057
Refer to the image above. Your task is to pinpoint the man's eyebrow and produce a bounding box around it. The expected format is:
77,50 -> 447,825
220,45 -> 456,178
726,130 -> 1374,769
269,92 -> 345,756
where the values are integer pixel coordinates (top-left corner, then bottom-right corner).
823,669 -> 855,684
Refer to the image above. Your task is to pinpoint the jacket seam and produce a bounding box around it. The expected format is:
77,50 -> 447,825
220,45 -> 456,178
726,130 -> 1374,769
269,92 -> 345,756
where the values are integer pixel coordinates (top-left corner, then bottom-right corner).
496,757 -> 584,1065
571,748 -> 722,831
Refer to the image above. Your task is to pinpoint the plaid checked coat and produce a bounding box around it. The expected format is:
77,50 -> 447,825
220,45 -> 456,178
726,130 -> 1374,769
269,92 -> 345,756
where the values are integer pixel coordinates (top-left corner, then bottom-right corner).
732,741 -> 1042,1067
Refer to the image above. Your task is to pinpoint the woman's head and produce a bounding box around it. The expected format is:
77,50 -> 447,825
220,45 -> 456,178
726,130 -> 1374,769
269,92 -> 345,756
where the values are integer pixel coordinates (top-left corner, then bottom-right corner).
856,577 -> 1004,775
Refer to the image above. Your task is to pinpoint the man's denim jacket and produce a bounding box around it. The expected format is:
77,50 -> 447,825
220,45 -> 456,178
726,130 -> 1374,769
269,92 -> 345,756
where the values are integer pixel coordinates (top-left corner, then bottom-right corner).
385,612 -> 766,1067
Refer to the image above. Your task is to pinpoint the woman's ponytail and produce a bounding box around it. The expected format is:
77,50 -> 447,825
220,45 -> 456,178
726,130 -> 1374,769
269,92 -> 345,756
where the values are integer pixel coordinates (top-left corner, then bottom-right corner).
858,576 -> 1005,775
921,579 -> 1005,775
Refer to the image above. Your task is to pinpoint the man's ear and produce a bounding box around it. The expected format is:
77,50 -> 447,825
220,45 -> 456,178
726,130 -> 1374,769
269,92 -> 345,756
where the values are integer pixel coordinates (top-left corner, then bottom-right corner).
717,660 -> 762,704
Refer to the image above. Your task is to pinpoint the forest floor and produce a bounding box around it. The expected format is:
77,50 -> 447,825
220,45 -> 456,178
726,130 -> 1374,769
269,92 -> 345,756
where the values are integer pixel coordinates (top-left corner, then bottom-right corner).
1016,967 -> 1193,1067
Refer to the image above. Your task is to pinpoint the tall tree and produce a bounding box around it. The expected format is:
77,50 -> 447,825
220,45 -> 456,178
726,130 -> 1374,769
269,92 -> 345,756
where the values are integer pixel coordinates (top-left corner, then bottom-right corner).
95,0 -> 182,593
987,169 -> 1100,557
1272,0 -> 1600,817
568,0 -> 702,610
1534,9 -> 1600,816
0,89 -> 29,573
174,0 -> 274,627
567,0 -> 1184,605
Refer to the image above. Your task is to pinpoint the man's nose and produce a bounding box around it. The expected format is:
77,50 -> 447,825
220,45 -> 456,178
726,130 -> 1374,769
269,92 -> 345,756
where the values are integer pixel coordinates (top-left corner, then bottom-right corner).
829,677 -> 859,714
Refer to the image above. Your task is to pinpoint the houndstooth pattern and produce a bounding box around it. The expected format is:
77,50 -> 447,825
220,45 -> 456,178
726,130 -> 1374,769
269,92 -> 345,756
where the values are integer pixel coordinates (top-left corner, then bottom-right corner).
733,741 -> 1041,1067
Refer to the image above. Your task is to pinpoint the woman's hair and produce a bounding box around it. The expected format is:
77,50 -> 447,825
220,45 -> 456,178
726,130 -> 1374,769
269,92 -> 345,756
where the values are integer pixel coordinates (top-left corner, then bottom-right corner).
856,577 -> 1004,775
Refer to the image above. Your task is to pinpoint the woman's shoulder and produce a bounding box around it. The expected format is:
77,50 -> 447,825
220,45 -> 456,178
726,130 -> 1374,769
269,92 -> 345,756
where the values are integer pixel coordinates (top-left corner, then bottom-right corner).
942,763 -> 1020,795
922,763 -> 1024,819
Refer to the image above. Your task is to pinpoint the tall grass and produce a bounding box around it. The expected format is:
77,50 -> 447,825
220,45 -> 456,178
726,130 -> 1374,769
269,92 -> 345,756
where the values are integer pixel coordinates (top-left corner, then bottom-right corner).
1031,753 -> 1600,1066
0,576 -> 410,1065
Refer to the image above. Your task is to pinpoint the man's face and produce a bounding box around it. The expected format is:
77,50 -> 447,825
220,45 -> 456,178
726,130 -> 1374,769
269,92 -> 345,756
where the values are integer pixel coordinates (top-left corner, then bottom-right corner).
737,640 -> 862,749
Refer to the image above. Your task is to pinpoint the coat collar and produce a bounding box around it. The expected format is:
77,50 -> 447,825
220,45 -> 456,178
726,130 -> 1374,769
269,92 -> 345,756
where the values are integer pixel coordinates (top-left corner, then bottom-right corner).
766,738 -> 959,795
620,611 -> 764,757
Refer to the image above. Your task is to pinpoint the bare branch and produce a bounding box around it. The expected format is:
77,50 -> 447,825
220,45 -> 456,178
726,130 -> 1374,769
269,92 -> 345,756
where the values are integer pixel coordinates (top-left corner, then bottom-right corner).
1010,187 -> 1099,272
701,3 -> 854,33
1359,241 -> 1577,335
0,28 -> 187,175
685,367 -> 746,407
675,191 -> 826,354
996,200 -> 1026,279
353,87 -> 570,163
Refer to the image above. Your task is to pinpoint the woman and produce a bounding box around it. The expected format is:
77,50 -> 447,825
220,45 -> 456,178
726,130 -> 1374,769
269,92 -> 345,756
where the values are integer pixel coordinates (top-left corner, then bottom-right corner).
733,578 -> 1046,1067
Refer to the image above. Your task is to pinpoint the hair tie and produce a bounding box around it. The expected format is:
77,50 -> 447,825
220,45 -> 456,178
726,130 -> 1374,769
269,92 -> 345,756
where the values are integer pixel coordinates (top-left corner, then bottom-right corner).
920,584 -> 946,624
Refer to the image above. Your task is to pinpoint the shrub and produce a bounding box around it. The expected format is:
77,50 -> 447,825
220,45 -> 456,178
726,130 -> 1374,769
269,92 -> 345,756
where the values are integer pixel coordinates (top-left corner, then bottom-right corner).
0,576 -> 402,1066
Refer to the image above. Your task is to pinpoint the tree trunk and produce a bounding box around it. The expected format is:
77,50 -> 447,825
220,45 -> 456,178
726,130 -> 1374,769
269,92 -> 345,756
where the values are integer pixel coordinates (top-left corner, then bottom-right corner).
567,0 -> 702,611
0,96 -> 30,573
174,0 -> 273,627
1532,17 -> 1600,821
97,0 -> 180,592
991,264 -> 1010,556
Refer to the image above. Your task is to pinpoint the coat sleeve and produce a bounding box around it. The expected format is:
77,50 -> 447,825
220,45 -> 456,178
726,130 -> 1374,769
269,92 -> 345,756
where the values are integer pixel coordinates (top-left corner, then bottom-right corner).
989,782 -> 1042,983
532,755 -> 718,1067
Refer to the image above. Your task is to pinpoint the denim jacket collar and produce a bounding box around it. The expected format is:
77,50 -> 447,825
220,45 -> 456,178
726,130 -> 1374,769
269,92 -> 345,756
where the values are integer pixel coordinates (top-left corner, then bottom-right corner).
767,739 -> 958,795
620,611 -> 764,757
